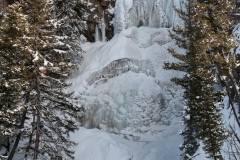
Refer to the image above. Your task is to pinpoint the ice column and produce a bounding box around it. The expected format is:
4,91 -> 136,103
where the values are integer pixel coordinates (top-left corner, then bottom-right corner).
95,24 -> 100,42
100,11 -> 106,42
156,0 -> 168,27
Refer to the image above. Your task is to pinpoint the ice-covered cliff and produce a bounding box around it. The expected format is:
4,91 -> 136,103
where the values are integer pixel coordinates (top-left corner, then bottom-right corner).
69,26 -> 185,160
67,26 -> 188,160
69,26 -> 184,133
112,0 -> 184,34
67,1 -> 186,159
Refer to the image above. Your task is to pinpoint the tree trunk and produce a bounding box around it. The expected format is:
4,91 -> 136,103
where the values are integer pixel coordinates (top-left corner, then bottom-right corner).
33,66 -> 41,160
24,112 -> 35,159
225,71 -> 240,128
7,111 -> 26,160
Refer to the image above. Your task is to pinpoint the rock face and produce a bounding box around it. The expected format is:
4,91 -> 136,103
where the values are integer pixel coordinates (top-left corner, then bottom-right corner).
83,0 -> 115,42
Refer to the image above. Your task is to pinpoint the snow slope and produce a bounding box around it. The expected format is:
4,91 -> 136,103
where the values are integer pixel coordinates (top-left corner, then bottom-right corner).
71,126 -> 183,160
69,26 -> 186,160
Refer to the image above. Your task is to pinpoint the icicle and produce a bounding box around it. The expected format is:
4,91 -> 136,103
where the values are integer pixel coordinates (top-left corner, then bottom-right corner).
95,24 -> 99,42
113,0 -> 183,29
100,11 -> 106,42
157,0 -> 168,27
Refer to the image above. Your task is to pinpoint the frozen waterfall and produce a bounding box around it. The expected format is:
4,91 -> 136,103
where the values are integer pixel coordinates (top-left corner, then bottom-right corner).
100,11 -> 106,42
95,12 -> 107,42
95,24 -> 100,42
113,0 -> 185,34
72,27 -> 184,133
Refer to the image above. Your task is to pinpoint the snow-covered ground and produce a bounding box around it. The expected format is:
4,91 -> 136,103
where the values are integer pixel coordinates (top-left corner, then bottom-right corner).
71,126 -> 182,160
69,26 -> 185,160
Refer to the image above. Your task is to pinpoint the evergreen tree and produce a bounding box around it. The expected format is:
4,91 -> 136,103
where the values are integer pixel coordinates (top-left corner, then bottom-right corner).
51,0 -> 87,38
0,0 -> 84,159
18,0 -> 84,159
165,0 -> 236,159
51,0 -> 87,65
0,1 -> 30,142
0,2 -> 31,159
165,0 -> 202,158
195,0 -> 236,159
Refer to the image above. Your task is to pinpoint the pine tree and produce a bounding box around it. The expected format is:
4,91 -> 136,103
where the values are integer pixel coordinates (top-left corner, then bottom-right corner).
17,0 -> 84,159
191,51 -> 226,160
0,1 -> 30,142
165,0 -> 236,159
51,0 -> 87,38
51,0 -> 87,65
165,0 -> 202,158
0,2 -> 31,159
0,0 -> 85,159
195,0 -> 236,158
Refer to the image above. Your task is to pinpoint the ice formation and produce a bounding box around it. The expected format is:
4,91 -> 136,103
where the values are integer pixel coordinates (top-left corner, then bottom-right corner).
113,0 -> 185,34
70,27 -> 184,133
100,11 -> 106,42
95,11 -> 107,42
95,24 -> 100,42
86,58 -> 156,87
67,2 -> 189,158
81,75 -> 183,133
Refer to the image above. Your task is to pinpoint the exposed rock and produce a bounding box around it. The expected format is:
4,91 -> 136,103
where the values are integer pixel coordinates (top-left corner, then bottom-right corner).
83,0 -> 115,42
101,0 -> 110,7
